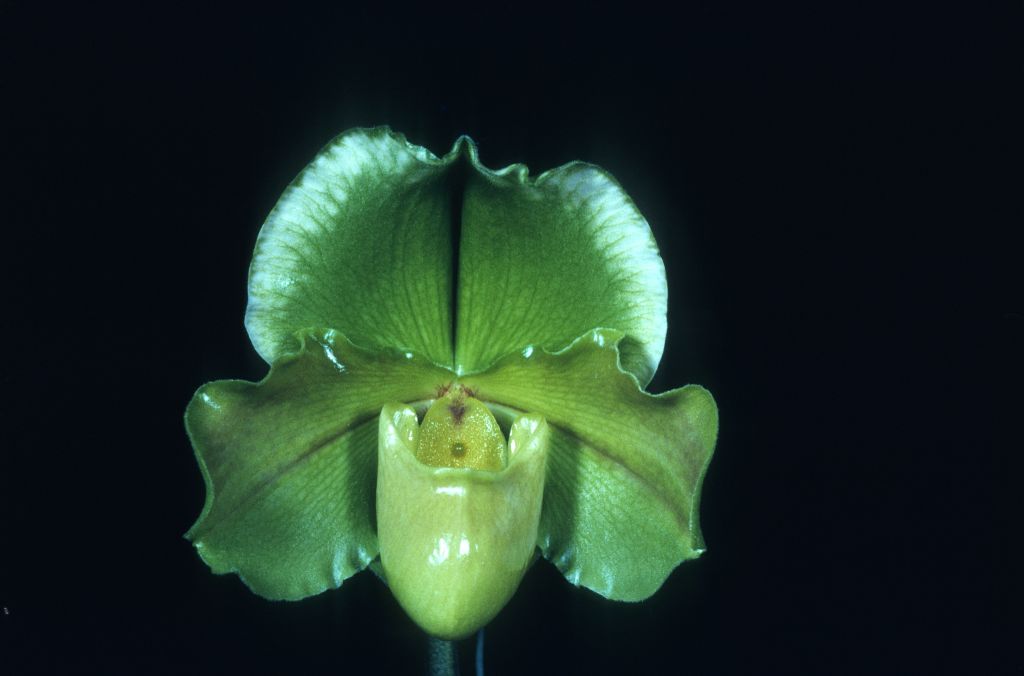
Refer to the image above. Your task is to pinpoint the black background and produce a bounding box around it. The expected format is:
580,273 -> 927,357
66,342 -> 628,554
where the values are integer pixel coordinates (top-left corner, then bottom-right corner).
2,3 -> 1016,674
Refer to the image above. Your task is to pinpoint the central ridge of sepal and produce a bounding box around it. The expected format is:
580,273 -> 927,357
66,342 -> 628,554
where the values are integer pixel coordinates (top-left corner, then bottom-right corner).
377,384 -> 549,639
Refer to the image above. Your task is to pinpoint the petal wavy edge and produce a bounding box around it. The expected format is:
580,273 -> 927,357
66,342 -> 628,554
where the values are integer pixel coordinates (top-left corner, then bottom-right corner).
463,326 -> 718,601
245,127 -> 667,383
451,135 -> 668,384
185,328 -> 385,543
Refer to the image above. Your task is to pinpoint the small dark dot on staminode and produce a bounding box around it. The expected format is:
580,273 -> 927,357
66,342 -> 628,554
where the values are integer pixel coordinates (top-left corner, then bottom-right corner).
452,442 -> 466,457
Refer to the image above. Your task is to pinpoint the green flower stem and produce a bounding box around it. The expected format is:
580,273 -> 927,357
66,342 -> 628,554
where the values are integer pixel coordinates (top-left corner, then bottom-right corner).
426,631 -> 484,676
428,637 -> 459,676
475,629 -> 485,676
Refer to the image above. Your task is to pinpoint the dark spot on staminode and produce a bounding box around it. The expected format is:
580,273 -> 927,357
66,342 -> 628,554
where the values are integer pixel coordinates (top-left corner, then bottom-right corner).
449,403 -> 466,425
452,442 -> 466,457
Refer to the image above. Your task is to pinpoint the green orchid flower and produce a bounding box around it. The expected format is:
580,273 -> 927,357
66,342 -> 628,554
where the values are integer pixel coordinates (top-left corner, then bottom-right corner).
185,127 -> 718,640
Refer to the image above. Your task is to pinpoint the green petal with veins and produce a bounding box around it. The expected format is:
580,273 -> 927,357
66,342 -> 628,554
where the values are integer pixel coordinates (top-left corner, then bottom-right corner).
455,147 -> 667,385
245,127 -> 668,382
245,128 -> 459,368
185,329 -> 450,600
463,329 -> 718,601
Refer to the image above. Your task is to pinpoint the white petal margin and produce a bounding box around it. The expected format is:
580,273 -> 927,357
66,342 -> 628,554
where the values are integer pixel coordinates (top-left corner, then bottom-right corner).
245,127 -> 458,368
543,163 -> 668,384
455,147 -> 669,386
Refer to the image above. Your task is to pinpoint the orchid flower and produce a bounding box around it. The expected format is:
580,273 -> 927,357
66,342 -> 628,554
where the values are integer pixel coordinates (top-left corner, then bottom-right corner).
185,127 -> 718,639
